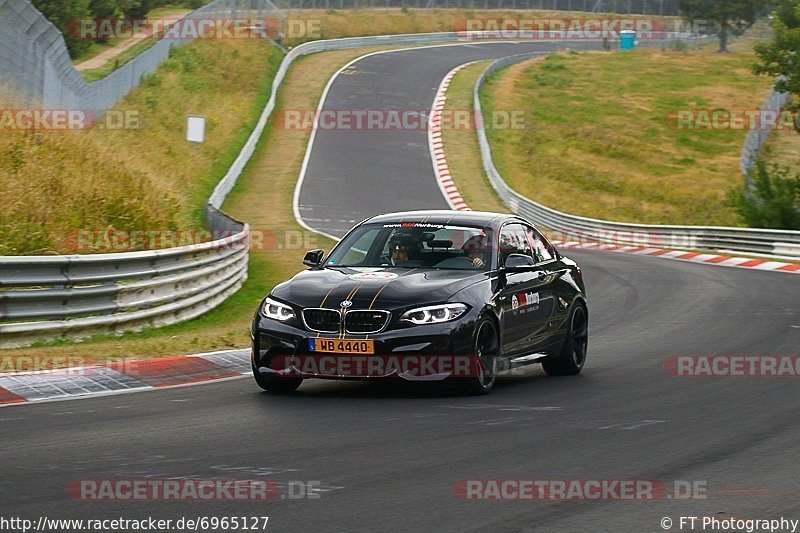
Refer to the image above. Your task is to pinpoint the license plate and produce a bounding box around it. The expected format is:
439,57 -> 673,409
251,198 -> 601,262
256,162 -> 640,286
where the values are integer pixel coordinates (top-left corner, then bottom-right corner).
309,338 -> 375,355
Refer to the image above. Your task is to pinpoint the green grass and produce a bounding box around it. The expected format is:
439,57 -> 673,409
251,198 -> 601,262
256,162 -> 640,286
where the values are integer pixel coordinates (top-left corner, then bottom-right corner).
81,38 -> 165,82
481,48 -> 775,226
1,39 -> 282,256
72,40 -> 116,64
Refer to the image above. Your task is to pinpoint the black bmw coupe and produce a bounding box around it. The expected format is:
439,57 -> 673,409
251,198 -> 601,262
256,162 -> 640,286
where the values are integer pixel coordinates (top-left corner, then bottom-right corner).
252,210 -> 588,394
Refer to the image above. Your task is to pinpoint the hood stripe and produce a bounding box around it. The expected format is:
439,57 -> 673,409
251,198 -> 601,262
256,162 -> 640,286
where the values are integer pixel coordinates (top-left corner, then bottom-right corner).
365,278 -> 394,340
368,284 -> 390,310
363,269 -> 420,339
368,268 -> 420,310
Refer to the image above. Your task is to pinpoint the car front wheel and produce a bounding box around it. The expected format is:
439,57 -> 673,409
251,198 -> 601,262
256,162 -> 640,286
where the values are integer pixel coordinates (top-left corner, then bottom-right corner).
458,317 -> 500,395
253,364 -> 303,393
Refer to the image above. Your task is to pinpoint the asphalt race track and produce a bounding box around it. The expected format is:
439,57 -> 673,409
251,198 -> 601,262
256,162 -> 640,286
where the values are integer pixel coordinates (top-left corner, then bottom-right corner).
295,40 -> 603,237
4,42 -> 800,532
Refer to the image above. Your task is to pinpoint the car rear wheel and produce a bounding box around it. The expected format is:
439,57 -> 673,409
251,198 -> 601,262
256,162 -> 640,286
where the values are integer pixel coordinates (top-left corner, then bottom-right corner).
253,364 -> 303,393
542,302 -> 588,376
458,318 -> 500,395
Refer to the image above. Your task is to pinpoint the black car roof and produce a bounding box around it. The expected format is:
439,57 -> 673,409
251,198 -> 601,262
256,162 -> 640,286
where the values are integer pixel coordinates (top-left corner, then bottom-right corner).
364,210 -> 523,229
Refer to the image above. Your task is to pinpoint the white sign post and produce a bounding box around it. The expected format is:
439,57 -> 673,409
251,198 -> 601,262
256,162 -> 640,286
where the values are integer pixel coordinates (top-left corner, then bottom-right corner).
186,115 -> 206,143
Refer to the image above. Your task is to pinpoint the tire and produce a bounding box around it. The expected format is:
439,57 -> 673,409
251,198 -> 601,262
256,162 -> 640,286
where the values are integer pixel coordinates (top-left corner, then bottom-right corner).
253,364 -> 303,393
542,302 -> 588,376
458,317 -> 500,395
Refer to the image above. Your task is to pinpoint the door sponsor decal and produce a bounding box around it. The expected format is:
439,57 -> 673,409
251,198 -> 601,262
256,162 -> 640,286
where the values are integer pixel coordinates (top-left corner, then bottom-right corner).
512,291 -> 540,311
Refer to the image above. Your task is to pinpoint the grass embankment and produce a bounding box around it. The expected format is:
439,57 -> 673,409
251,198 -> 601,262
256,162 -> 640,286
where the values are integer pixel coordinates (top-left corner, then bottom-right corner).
0,39 -> 281,256
479,48 -> 775,227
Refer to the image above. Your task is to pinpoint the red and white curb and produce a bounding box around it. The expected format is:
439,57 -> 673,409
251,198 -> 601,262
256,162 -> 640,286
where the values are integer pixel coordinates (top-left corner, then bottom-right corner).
429,63 -> 475,212
553,241 -> 800,274
431,65 -> 799,274
0,349 -> 251,407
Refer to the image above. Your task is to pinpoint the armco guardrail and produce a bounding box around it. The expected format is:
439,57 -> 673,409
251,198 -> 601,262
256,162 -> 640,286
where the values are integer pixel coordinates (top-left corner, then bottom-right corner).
273,0 -> 680,15
474,52 -> 800,258
0,208 -> 249,348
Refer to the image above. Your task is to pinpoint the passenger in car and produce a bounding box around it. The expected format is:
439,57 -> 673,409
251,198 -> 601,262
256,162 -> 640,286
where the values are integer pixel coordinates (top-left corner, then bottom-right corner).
462,235 -> 488,268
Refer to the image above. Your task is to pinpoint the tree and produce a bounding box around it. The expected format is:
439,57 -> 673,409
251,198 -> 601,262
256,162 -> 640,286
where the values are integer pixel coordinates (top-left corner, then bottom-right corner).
31,0 -> 92,58
775,0 -> 800,27
89,0 -> 118,20
679,0 -> 770,52
754,0 -> 800,130
730,161 -> 800,230
117,0 -> 165,20
88,0 -> 119,43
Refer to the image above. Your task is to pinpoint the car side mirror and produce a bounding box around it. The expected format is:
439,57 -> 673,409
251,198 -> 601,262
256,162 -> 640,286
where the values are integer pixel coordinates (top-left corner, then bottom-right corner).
303,249 -> 325,269
503,253 -> 537,272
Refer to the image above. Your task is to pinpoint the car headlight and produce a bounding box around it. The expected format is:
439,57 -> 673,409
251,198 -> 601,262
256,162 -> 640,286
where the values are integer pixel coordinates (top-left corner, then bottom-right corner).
400,303 -> 468,325
261,297 -> 296,321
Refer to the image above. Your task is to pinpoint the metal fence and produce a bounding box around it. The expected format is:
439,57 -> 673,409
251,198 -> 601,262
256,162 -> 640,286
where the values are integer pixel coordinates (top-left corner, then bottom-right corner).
740,85 -> 791,184
473,52 -> 800,258
275,0 -> 679,14
0,0 -> 285,113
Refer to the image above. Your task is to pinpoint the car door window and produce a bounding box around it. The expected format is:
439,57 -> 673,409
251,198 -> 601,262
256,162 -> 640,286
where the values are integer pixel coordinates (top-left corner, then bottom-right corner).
499,224 -> 535,267
339,228 -> 381,265
526,227 -> 555,264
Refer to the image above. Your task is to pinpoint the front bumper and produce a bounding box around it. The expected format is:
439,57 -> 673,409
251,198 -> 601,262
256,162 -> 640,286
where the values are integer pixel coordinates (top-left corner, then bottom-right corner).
251,310 -> 480,381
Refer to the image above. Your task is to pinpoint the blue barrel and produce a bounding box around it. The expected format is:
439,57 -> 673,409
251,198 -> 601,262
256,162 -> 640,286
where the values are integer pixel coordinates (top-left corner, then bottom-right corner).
620,30 -> 637,50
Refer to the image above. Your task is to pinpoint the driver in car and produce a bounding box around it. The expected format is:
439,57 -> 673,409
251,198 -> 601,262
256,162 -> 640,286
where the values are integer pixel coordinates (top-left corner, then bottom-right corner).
384,236 -> 415,266
462,235 -> 488,268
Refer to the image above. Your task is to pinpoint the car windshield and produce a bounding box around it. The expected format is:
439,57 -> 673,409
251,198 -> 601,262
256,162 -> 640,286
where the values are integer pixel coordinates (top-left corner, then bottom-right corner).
325,223 -> 493,271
